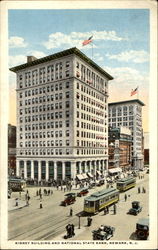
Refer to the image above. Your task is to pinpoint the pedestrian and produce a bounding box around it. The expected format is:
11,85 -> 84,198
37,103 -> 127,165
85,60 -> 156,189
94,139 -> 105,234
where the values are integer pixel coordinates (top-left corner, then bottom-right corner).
106,206 -> 109,214
40,193 -> 42,199
51,190 -> 53,195
71,224 -> 75,236
25,193 -> 28,200
19,192 -> 21,199
15,198 -> 19,207
124,194 -> 127,202
142,187 -> 146,193
138,187 -> 140,193
40,200 -> 43,209
113,203 -> 117,214
104,207 -> 107,215
36,190 -> 39,196
26,199 -> 29,206
70,207 -> 73,216
26,189 -> 29,194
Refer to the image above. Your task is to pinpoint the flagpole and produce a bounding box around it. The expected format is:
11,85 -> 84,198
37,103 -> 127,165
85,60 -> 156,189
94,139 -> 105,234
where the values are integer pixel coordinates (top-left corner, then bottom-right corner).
91,42 -> 93,60
137,86 -> 139,99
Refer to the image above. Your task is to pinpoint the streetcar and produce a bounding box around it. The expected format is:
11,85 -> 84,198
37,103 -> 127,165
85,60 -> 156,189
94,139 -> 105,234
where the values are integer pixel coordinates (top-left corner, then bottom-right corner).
84,188 -> 119,214
116,176 -> 136,192
8,176 -> 26,192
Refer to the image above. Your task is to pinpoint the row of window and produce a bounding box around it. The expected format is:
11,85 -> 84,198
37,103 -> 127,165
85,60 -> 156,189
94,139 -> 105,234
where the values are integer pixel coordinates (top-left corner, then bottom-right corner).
18,149 -> 106,156
76,130 -> 107,140
77,102 -> 105,117
76,62 -> 106,91
21,102 -> 65,114
19,82 -> 70,98
19,111 -> 71,123
19,92 -> 70,106
109,116 -> 134,122
76,121 -> 105,132
109,105 -> 134,112
19,121 -> 64,131
76,82 -> 107,99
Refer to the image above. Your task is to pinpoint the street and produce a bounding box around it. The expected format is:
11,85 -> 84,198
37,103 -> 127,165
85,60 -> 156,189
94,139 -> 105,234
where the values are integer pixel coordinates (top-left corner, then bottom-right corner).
8,173 -> 149,241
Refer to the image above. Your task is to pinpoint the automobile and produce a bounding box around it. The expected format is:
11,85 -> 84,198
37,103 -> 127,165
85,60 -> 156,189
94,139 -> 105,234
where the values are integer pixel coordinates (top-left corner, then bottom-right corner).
128,201 -> 142,215
64,193 -> 76,197
89,182 -> 96,188
92,225 -> 115,240
96,179 -> 105,186
61,193 -> 76,206
135,218 -> 149,240
77,188 -> 89,197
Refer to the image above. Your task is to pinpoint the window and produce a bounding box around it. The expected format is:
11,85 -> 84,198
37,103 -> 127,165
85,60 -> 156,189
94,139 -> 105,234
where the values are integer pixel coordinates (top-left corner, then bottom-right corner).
66,120 -> 69,127
66,140 -> 69,146
66,130 -> 69,136
66,61 -> 70,67
65,101 -> 70,108
66,82 -> 69,88
66,70 -> 70,77
66,92 -> 69,98
66,111 -> 69,118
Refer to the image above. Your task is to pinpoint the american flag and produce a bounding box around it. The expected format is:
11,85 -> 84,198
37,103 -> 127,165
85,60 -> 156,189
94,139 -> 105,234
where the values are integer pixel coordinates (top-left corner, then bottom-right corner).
82,36 -> 93,46
131,87 -> 138,96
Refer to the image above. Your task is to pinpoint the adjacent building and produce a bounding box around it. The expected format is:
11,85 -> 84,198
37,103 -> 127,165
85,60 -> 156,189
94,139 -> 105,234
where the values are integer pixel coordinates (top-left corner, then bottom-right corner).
108,126 -> 132,171
10,47 -> 113,182
108,99 -> 145,169
8,124 -> 16,175
144,132 -> 149,166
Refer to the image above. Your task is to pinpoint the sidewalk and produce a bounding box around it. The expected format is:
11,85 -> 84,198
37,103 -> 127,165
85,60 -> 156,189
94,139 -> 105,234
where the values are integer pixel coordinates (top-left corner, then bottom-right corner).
8,198 -> 27,211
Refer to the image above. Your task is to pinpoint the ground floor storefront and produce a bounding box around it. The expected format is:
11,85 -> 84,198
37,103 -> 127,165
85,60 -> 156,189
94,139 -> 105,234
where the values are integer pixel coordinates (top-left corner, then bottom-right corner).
16,158 -> 108,182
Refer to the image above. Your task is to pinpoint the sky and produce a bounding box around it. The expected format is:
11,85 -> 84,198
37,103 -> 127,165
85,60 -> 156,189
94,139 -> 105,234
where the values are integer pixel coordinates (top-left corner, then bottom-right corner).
8,9 -> 149,132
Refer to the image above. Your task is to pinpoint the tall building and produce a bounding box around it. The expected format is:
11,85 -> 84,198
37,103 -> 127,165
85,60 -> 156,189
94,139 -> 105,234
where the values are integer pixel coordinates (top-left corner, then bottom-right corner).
8,124 -> 16,175
108,100 -> 145,169
10,47 -> 113,182
108,126 -> 132,170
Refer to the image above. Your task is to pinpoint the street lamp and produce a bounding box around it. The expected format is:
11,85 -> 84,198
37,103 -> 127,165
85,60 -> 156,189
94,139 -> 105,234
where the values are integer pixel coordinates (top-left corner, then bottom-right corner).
78,215 -> 81,229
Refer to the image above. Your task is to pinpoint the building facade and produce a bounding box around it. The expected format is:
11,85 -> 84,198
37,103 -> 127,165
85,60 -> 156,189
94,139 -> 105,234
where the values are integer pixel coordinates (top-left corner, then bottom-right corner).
108,100 -> 145,169
10,47 -> 113,182
8,124 -> 16,175
108,126 -> 132,170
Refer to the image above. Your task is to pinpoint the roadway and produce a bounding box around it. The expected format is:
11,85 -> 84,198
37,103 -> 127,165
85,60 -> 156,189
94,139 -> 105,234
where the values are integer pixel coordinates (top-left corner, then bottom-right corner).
8,173 -> 149,241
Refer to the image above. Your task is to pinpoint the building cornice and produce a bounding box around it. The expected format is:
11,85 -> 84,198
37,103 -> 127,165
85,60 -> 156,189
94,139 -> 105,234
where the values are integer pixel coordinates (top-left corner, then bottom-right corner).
108,99 -> 145,106
10,47 -> 113,80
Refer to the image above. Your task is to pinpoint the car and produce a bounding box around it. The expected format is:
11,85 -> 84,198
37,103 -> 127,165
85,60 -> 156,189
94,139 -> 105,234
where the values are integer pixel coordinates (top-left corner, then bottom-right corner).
96,180 -> 105,186
77,188 -> 89,197
128,201 -> 142,215
92,225 -> 115,240
135,218 -> 149,240
61,193 -> 76,206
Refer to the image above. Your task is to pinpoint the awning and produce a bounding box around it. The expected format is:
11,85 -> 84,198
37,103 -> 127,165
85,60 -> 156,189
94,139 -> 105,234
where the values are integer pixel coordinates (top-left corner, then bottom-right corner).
76,174 -> 84,180
108,167 -> 122,174
82,173 -> 88,179
87,172 -> 93,178
96,170 -> 102,175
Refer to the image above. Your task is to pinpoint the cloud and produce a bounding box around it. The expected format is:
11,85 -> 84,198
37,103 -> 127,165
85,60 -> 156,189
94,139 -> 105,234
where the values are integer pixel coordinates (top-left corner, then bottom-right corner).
106,50 -> 149,63
43,30 -> 126,50
9,55 -> 26,67
9,50 -> 47,67
9,36 -> 28,48
94,53 -> 104,62
28,50 -> 47,59
105,66 -> 149,87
